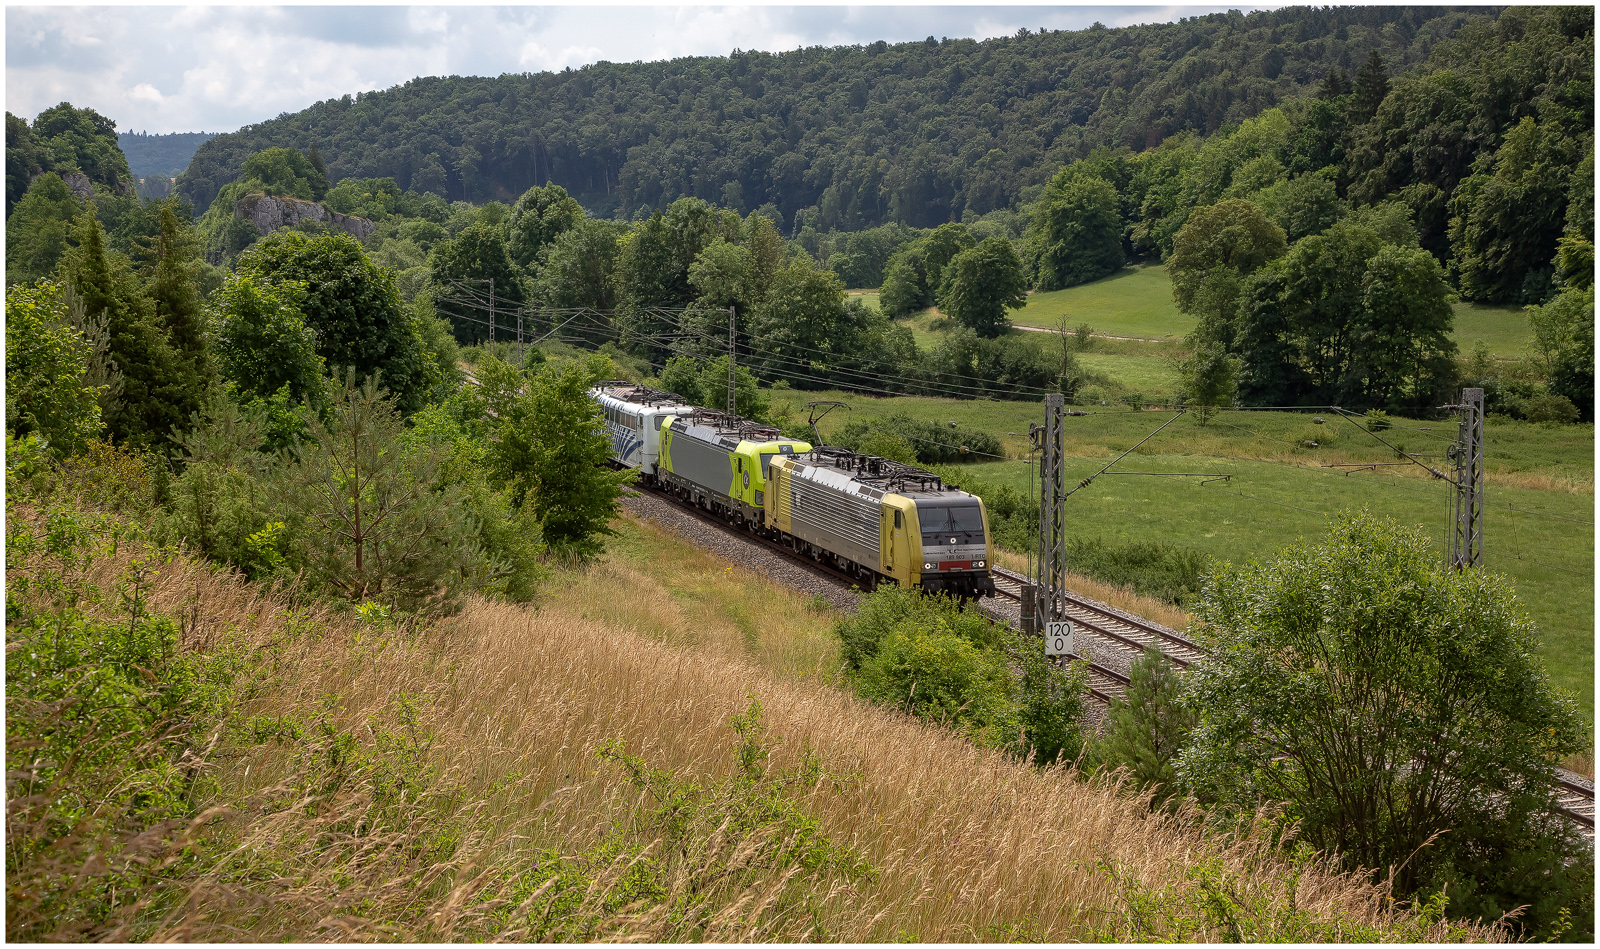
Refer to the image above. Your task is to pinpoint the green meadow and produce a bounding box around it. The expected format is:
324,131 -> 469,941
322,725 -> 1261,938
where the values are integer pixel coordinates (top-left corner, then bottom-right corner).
775,388 -> 1594,722
1010,263 -> 1191,339
962,451 -> 1592,722
997,263 -> 1536,358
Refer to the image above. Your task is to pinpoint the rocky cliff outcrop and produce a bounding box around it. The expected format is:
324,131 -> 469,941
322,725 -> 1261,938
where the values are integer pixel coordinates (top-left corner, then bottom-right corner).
235,193 -> 376,241
29,170 -> 133,200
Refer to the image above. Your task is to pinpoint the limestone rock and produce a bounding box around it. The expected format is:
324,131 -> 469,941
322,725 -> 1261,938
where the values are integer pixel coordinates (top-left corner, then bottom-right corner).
234,193 -> 376,241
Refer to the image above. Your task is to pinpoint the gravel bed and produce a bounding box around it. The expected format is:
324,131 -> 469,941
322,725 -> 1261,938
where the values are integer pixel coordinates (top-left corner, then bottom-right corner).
980,595 -> 1136,679
620,491 -> 865,613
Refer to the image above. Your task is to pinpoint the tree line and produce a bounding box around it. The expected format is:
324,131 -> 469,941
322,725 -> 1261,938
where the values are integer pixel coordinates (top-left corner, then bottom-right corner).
6,110 -> 644,617
172,7 -> 1477,228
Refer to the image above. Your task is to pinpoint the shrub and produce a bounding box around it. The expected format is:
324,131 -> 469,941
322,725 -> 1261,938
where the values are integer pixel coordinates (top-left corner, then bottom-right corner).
1063,536 -> 1208,607
1521,391 -> 1581,424
835,587 -> 1084,764
834,412 -> 1003,463
6,505 -> 245,941
1178,509 -> 1589,937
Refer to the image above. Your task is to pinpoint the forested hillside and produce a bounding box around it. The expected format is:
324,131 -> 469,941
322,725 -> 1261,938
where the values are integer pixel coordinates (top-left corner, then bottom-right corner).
176,6 -> 1483,225
118,130 -> 219,176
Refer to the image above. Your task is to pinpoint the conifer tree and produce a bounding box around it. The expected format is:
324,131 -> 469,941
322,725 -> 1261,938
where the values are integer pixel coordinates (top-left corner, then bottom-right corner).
1095,647 -> 1195,808
145,202 -> 213,413
1351,50 -> 1389,120
60,206 -> 185,448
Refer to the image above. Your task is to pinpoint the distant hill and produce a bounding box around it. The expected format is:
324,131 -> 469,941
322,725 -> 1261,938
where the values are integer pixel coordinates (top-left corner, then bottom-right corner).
176,6 -> 1488,226
119,130 -> 220,177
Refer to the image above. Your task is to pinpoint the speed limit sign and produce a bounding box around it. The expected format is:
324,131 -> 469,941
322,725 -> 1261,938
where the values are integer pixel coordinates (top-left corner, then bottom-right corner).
1045,621 -> 1074,656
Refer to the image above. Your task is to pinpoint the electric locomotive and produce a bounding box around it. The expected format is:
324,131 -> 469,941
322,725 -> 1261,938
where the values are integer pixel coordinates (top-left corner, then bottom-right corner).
590,381 -> 698,478
766,447 -> 996,598
589,383 -> 996,598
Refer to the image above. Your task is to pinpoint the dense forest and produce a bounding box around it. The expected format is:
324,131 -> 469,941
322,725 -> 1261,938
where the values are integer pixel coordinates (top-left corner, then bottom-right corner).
7,6 -> 1592,423
118,130 -> 219,176
176,6 -> 1485,226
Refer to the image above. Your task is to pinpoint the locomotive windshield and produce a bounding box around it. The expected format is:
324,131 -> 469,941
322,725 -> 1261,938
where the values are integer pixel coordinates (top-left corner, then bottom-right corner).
918,501 -> 985,544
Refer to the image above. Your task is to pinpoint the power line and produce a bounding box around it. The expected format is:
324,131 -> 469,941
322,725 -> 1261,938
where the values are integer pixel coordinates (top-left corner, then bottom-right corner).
441,287 -> 1062,400
439,298 -> 1591,546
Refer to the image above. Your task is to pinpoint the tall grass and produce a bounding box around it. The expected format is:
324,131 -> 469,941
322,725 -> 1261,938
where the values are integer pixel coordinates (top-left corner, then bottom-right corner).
7,502 -> 1505,941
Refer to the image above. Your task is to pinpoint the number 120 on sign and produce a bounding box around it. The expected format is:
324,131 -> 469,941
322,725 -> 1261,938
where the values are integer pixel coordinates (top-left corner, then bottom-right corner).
1045,621 -> 1074,656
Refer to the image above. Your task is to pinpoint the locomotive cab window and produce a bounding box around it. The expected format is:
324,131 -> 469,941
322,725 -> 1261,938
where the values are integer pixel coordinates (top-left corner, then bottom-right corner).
918,501 -> 984,544
894,511 -> 902,529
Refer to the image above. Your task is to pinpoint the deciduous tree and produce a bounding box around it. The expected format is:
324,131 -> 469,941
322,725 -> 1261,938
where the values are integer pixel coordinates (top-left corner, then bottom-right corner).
1028,171 -> 1123,290
4,280 -> 104,455
210,273 -> 326,409
1178,510 -> 1587,932
1167,198 -> 1286,351
491,361 -> 634,557
6,173 -> 85,287
506,182 -> 584,271
236,231 -> 431,414
938,236 -> 1027,338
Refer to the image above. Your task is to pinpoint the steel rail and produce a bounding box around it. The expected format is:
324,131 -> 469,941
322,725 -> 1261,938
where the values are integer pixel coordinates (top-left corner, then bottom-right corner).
625,478 -> 1136,705
991,566 -> 1205,663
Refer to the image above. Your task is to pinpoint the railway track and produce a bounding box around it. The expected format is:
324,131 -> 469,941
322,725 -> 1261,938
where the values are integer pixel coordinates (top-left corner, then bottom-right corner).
624,481 -> 1596,839
1556,772 -> 1595,833
991,566 -> 1206,667
627,480 -> 1141,707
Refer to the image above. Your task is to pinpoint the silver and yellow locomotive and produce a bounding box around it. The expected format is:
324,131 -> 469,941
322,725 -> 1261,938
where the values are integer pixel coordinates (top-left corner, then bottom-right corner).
590,382 -> 996,598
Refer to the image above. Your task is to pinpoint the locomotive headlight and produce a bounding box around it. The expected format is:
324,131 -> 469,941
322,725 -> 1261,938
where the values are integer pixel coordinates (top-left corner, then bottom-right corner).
976,560 -> 986,568
924,562 -> 934,570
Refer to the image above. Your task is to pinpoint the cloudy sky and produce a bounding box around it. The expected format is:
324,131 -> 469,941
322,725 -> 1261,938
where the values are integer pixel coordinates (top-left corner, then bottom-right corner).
6,4 -> 1261,135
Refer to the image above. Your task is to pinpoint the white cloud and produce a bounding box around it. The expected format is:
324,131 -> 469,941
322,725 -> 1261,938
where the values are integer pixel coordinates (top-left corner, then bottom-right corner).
128,82 -> 163,104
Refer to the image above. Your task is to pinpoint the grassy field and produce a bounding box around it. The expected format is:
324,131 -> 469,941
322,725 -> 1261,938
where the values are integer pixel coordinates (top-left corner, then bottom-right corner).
846,289 -> 881,310
779,389 -> 1594,721
884,263 -> 1536,404
1076,352 -> 1182,396
1453,299 -> 1533,357
1010,264 -> 1190,339
962,452 -> 1593,719
12,502 -> 1487,941
994,264 -> 1536,357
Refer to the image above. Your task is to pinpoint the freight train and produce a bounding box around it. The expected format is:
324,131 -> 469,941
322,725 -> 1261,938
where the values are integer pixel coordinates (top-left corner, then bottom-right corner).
592,381 -> 996,598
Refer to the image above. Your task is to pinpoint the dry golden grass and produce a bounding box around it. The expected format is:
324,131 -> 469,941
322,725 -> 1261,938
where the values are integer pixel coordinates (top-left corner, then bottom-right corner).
571,515 -> 845,685
1487,469 -> 1595,494
32,516 -> 1501,943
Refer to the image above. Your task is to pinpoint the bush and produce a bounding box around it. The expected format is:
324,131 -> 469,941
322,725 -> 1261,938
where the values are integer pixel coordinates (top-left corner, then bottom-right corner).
1178,509 -> 1589,938
834,412 -> 1003,463
1520,392 -> 1581,424
834,586 -> 1084,764
6,505 -> 244,941
1063,536 -> 1208,607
